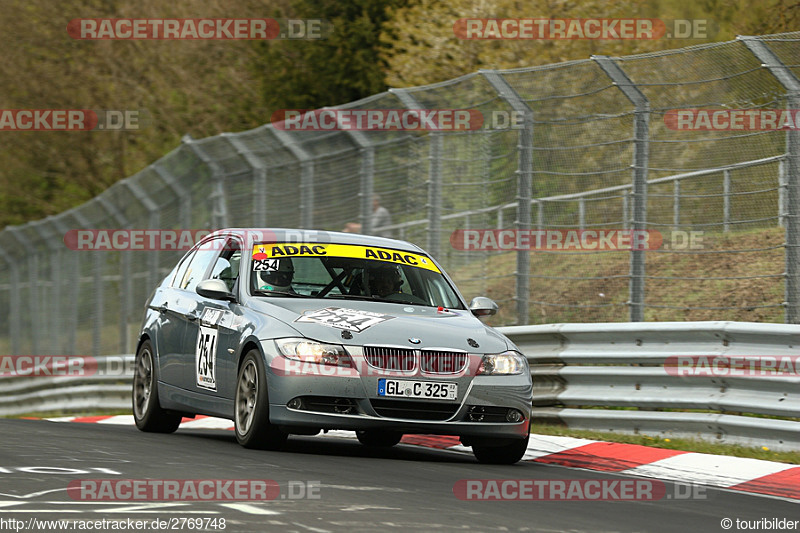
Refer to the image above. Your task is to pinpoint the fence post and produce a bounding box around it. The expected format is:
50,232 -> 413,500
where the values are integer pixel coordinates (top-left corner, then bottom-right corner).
7,227 -> 38,354
122,180 -> 161,355
96,196 -> 129,358
182,136 -> 229,229
480,71 -> 534,325
390,88 -> 442,257
30,220 -> 61,353
723,170 -> 732,233
0,247 -> 21,354
594,56 -> 650,322
151,163 -> 192,229
271,127 -> 315,229
47,216 -> 72,354
623,190 -> 629,230
740,36 -> 800,324
66,210 -> 94,356
779,160 -> 787,229
673,180 -> 681,230
224,133 -> 268,227
578,198 -> 586,230
328,116 -> 375,236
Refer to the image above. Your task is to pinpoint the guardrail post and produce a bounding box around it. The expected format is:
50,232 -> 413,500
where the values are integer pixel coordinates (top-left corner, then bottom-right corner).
740,36 -> 800,323
223,133 -> 268,226
594,56 -> 650,322
0,248 -> 21,354
390,89 -> 443,257
182,136 -> 229,229
481,71 -> 534,325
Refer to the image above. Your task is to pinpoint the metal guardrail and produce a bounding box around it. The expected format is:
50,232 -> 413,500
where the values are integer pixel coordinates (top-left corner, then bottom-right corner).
2,323 -> 799,452
501,321 -> 800,451
0,355 -> 133,417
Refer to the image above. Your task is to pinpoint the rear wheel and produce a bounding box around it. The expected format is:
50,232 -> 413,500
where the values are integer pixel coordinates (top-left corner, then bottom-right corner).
235,350 -> 287,450
356,430 -> 403,447
132,340 -> 182,433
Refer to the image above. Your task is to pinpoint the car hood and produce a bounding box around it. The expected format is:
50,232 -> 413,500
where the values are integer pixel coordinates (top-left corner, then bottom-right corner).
248,298 -> 510,354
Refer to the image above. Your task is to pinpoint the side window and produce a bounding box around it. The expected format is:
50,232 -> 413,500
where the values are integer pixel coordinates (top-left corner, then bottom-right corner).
209,240 -> 242,292
178,238 -> 225,292
171,249 -> 196,288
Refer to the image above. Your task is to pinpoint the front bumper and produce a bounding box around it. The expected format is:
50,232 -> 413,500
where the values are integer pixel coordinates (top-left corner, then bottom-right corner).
266,358 -> 532,440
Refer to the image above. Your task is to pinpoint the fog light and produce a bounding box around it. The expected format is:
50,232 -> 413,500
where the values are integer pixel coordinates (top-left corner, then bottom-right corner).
333,398 -> 355,414
468,406 -> 485,422
287,398 -> 303,410
506,409 -> 524,423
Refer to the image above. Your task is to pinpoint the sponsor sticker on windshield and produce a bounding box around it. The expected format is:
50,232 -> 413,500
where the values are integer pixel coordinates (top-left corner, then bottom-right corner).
252,243 -> 441,272
296,307 -> 395,332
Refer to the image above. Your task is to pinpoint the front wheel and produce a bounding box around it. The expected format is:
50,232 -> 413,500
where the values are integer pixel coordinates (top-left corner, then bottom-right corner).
132,340 -> 182,433
234,350 -> 287,450
356,430 -> 403,447
472,433 -> 530,465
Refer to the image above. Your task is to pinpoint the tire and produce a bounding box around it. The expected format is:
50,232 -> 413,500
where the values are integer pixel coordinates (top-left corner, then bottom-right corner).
234,350 -> 287,450
356,430 -> 403,447
132,340 -> 182,433
472,432 -> 530,465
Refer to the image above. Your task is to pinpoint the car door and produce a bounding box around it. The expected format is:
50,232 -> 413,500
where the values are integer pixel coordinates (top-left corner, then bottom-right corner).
152,248 -> 197,387
182,237 -> 243,400
169,237 -> 227,391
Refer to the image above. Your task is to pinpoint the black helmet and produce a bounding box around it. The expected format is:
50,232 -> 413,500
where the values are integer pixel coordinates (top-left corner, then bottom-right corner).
258,258 -> 294,291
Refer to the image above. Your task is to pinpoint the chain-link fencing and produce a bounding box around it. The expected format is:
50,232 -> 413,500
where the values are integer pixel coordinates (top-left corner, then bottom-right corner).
0,32 -> 798,357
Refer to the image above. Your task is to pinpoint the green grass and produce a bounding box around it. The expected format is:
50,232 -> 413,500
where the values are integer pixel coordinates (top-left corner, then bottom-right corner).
530,422 -> 800,465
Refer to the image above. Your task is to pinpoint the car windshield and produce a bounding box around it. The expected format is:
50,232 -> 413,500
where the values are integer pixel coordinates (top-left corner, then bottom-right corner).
249,242 -> 465,309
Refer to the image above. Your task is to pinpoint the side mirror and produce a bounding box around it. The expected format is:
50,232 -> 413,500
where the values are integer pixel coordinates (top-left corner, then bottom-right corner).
470,297 -> 498,317
196,279 -> 235,301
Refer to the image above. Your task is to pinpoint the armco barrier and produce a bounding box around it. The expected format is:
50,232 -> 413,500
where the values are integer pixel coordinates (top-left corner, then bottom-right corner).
502,321 -> 800,451
2,322 -> 798,451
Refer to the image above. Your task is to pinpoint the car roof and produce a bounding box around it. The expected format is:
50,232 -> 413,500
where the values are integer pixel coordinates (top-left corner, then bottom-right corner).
206,228 -> 427,254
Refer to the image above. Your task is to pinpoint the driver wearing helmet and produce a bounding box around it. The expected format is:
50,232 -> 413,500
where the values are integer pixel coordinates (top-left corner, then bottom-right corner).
367,263 -> 403,298
257,258 -> 296,293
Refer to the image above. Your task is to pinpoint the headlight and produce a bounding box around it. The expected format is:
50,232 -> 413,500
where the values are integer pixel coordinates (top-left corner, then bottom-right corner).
477,351 -> 527,375
275,338 -> 352,367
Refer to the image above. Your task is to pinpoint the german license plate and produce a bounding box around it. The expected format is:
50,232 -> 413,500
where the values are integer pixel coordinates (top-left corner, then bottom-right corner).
378,379 -> 457,400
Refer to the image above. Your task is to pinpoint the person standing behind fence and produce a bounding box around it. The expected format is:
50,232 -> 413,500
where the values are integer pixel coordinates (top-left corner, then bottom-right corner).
342,194 -> 393,238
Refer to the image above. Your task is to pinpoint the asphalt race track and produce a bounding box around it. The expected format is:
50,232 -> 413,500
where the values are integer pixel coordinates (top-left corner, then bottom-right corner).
0,419 -> 796,532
